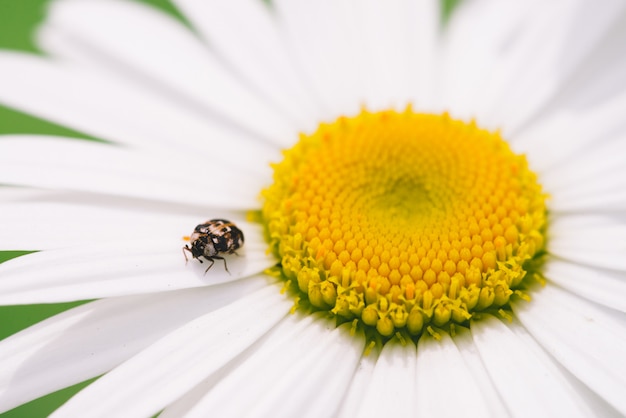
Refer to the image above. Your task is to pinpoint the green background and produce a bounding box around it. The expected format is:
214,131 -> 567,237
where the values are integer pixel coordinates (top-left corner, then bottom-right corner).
0,0 -> 458,416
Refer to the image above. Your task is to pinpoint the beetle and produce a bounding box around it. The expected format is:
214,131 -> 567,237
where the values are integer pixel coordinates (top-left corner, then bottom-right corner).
183,219 -> 244,274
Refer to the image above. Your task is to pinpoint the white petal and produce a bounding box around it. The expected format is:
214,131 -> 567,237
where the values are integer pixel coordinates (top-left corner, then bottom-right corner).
174,314 -> 364,417
471,314 -> 597,417
549,181 -> 626,215
0,200 -> 234,250
550,213 -> 626,230
172,0 -> 325,131
39,0 -> 299,145
0,187 -> 265,250
159,313 -> 318,417
549,190 -> 626,213
512,284 -> 626,415
552,168 -> 626,206
250,321 -> 364,418
513,90 -> 626,173
275,0 -> 439,115
451,328 -> 509,417
0,186 -> 57,201
530,9 -> 626,114
0,277 -> 267,413
544,259 -> 626,313
273,0 -> 364,118
335,345 -> 379,418
0,136 -> 266,209
51,283 -> 292,418
357,338 -> 417,418
537,125 -> 626,199
548,217 -> 626,271
0,222 -> 274,303
543,133 -> 626,212
356,0 -> 436,111
479,0 -> 626,133
408,0 -> 441,110
415,332 -> 491,417
0,186 -> 250,217
439,0 -> 539,121
0,52 -> 283,163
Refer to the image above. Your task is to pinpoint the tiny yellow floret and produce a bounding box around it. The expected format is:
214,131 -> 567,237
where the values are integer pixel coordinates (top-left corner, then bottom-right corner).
261,109 -> 547,340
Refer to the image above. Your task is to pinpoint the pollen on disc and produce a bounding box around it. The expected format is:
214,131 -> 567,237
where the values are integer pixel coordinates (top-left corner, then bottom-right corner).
261,108 -> 547,340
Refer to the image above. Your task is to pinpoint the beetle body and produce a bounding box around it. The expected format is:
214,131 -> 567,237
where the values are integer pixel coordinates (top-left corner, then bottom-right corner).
183,219 -> 244,273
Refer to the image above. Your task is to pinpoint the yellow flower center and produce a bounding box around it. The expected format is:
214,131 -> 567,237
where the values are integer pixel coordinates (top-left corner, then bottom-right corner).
261,108 -> 547,340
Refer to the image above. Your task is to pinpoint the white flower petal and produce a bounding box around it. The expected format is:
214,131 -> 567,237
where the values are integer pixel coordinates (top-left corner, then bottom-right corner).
175,314 -> 364,417
0,136 -> 266,209
471,314 -> 596,417
549,181 -> 626,215
0,200 -> 201,250
0,277 -> 267,413
451,328 -> 509,417
299,327 -> 366,416
513,90 -> 626,173
0,186 -> 250,217
0,52 -> 283,162
50,283 -> 292,418
0,187 -> 263,249
250,321 -> 364,418
532,9 -> 626,113
543,130 -> 626,212
509,310 -> 622,417
355,0 -> 438,111
551,213 -> 626,230
273,0 -> 364,118
549,190 -> 626,213
357,338 -> 417,418
39,0 -> 299,145
439,0 -> 539,122
544,259 -> 626,313
275,0 -> 439,115
548,217 -> 626,271
449,0 -> 626,134
172,0 -> 325,131
158,313 -> 318,417
552,167 -> 626,204
0,186 -> 58,201
408,0 -> 441,110
478,0 -> 626,133
415,332 -> 491,417
335,346 -> 379,418
0,223 -> 274,304
513,284 -> 626,415
539,130 -> 626,200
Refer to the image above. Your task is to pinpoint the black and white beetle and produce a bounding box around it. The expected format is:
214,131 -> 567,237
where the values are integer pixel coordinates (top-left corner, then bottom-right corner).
183,219 -> 244,274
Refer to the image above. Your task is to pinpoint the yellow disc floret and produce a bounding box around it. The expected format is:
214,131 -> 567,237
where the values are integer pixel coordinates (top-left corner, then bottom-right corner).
262,108 -> 547,340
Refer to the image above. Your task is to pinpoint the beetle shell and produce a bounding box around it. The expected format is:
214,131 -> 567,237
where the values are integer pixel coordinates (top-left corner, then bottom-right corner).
183,219 -> 244,273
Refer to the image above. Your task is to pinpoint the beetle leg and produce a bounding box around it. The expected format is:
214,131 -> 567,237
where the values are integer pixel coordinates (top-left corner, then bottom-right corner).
211,255 -> 230,275
203,257 -> 216,274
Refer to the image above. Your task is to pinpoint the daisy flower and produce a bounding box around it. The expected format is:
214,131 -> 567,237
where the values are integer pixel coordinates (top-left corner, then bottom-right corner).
1,0 -> 626,416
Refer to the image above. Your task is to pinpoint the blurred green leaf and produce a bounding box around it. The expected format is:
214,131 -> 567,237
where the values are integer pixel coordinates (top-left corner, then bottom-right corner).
0,378 -> 98,418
